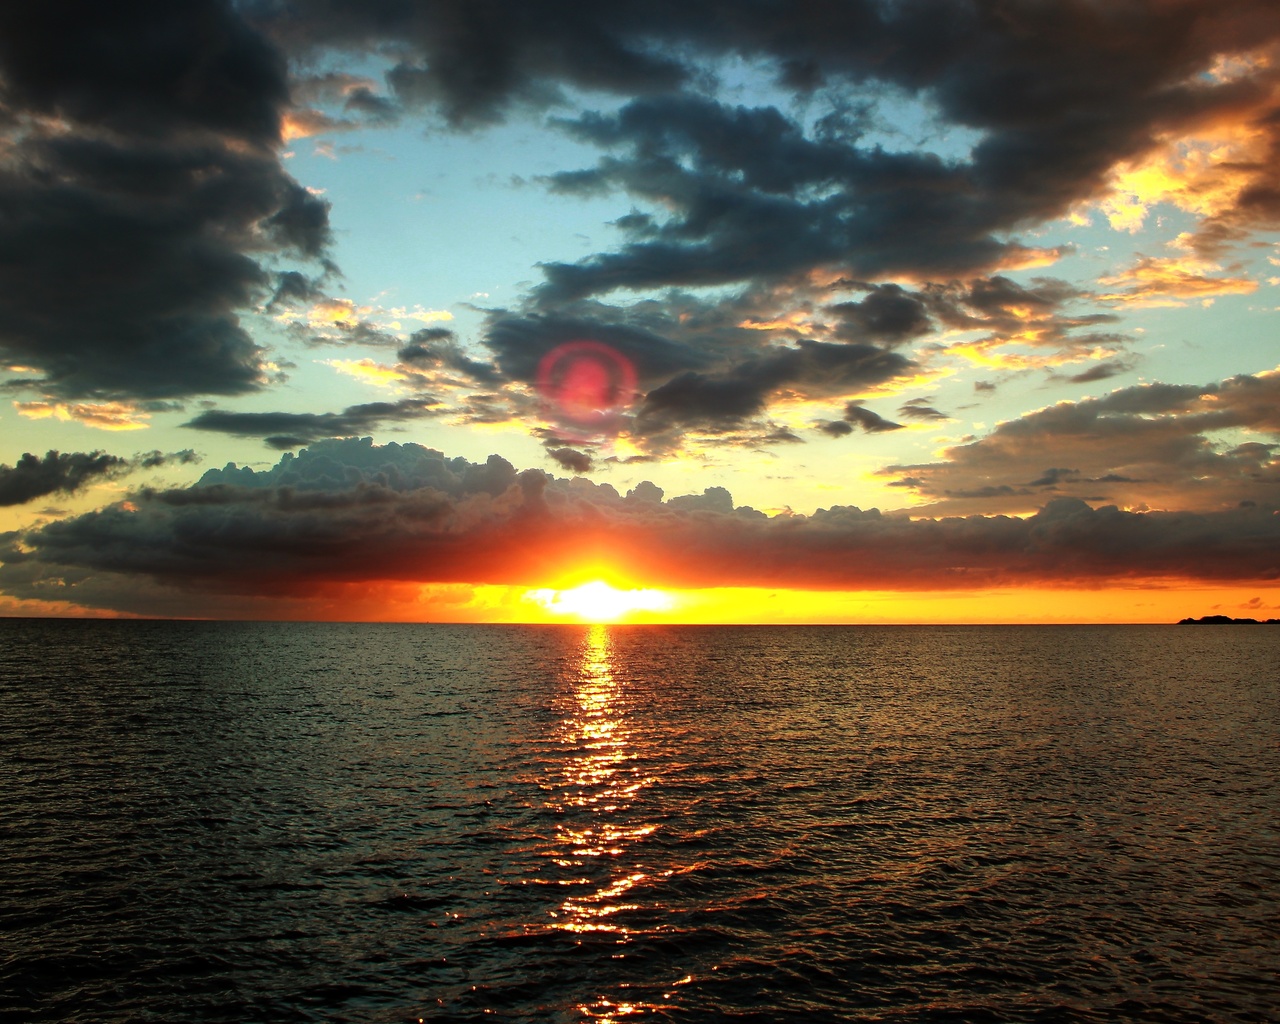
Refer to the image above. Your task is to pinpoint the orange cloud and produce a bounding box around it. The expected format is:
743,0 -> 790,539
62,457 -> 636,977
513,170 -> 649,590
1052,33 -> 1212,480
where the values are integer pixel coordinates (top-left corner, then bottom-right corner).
281,108 -> 352,141
1098,254 -> 1258,306
14,400 -> 150,431
1089,47 -> 1280,255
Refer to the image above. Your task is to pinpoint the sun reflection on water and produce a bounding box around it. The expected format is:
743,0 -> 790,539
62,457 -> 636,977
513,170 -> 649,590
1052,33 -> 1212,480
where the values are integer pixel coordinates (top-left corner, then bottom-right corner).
542,624 -> 668,1021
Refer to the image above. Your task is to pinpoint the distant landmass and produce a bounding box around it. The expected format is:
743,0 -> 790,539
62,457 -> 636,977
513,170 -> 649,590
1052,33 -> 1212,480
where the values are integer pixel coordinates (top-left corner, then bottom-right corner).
1178,615 -> 1280,624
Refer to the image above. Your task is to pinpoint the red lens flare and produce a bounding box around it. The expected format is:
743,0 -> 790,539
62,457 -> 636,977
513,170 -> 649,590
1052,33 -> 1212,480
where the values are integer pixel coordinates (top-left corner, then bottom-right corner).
536,340 -> 637,433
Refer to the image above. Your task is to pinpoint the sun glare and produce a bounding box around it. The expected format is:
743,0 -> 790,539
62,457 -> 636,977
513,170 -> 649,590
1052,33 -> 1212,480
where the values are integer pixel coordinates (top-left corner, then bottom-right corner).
525,580 -> 674,622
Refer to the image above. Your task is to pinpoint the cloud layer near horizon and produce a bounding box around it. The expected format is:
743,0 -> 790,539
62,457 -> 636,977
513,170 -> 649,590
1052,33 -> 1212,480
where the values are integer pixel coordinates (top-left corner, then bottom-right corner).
3,438 -> 1276,617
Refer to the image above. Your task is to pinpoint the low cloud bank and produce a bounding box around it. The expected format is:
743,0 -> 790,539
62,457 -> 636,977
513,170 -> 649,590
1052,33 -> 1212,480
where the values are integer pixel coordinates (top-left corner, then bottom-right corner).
2,438 -> 1276,616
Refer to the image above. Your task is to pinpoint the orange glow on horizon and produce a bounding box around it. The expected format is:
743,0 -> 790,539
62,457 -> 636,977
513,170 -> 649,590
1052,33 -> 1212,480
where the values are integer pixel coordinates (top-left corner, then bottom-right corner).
3,579 -> 1275,625
433,579 -> 1280,625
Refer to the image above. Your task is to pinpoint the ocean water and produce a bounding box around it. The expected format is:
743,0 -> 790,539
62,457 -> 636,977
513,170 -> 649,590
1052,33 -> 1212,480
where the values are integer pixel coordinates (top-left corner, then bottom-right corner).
1,621 -> 1277,1024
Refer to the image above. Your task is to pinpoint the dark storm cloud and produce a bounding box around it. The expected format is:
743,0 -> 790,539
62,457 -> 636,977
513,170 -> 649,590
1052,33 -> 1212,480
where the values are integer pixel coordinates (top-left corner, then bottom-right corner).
479,295 -> 920,448
247,0 -> 691,129
534,25 -> 1275,300
536,94 -> 1011,303
634,341 -> 913,440
829,285 -> 934,347
1027,468 -> 1079,489
243,1 -> 1280,309
0,447 -> 202,506
0,1 -> 284,140
268,271 -> 328,310
398,328 -> 502,385
6,0 -> 1276,413
546,448 -> 593,474
636,372 -> 769,434
6,440 -> 1280,616
0,451 -> 126,507
483,308 -> 706,386
0,0 -> 330,401
184,398 -> 442,448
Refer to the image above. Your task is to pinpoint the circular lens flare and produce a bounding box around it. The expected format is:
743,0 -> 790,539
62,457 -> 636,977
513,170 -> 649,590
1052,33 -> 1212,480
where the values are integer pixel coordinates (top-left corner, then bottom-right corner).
537,341 -> 637,433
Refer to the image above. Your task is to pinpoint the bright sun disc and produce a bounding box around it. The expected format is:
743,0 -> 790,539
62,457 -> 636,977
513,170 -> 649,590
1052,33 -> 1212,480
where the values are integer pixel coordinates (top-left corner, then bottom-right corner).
525,581 -> 673,622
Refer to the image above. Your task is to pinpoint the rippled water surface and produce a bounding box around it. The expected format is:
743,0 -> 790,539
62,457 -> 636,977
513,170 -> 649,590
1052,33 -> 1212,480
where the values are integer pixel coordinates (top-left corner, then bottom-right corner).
2,621 -> 1278,1023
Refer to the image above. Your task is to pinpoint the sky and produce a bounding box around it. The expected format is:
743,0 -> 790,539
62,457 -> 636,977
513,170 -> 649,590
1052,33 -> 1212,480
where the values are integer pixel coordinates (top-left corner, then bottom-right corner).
2,0 -> 1280,623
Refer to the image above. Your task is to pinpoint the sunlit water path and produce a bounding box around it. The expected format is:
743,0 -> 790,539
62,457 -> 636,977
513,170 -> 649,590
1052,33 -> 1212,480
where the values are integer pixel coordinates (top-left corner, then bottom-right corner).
2,621 -> 1278,1022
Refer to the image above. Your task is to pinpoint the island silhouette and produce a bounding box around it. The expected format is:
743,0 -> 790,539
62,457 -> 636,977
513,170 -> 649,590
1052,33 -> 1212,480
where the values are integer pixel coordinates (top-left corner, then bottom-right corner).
1178,615 -> 1280,624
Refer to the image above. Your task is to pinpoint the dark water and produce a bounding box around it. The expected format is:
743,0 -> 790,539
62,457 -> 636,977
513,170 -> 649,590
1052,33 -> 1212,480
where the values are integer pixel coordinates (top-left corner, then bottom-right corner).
2,622 -> 1278,1023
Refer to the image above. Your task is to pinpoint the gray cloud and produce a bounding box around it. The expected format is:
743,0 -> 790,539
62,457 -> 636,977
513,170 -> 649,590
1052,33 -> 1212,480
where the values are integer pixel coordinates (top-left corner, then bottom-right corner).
634,341 -> 913,444
398,328 -> 502,385
0,0 -> 331,401
882,369 -> 1280,514
0,447 -> 200,506
842,402 -> 904,434
899,398 -> 949,421
184,398 -> 443,449
0,451 -> 127,507
546,447 -> 593,474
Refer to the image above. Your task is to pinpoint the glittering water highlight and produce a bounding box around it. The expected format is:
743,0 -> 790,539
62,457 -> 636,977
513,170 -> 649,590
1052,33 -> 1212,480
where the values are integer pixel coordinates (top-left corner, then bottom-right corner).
2,620 -> 1277,1023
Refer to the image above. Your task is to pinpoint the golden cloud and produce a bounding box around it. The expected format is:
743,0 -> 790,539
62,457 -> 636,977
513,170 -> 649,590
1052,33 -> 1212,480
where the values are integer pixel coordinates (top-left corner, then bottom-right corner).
14,401 -> 150,431
1098,254 -> 1258,306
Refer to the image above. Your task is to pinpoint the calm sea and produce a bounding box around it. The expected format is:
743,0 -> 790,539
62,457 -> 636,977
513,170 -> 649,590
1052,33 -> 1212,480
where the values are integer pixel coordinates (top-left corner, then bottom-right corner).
1,621 -> 1277,1023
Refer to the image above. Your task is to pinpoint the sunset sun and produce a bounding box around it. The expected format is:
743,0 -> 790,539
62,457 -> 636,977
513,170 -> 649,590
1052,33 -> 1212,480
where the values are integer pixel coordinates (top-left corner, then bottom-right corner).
524,580 -> 674,622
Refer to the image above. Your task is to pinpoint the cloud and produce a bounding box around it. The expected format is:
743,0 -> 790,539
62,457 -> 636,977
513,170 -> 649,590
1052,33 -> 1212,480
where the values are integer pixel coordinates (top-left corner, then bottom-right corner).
136,450 -> 201,470
397,328 -> 502,385
14,400 -> 154,431
914,275 -> 1130,373
828,285 -> 934,347
5,439 -> 1280,616
483,307 -> 709,387
5,0 -> 1278,418
0,447 -> 198,506
183,398 -> 443,449
632,340 -> 914,445
0,451 -> 127,507
841,401 -> 904,434
881,367 -> 1280,515
250,0 -> 690,129
546,448 -> 593,474
536,94 -> 1037,303
898,398 -> 950,421
477,295 -> 916,450
0,0 -> 330,401
1056,360 -> 1136,385
236,0 -> 1280,348
1098,255 -> 1259,307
